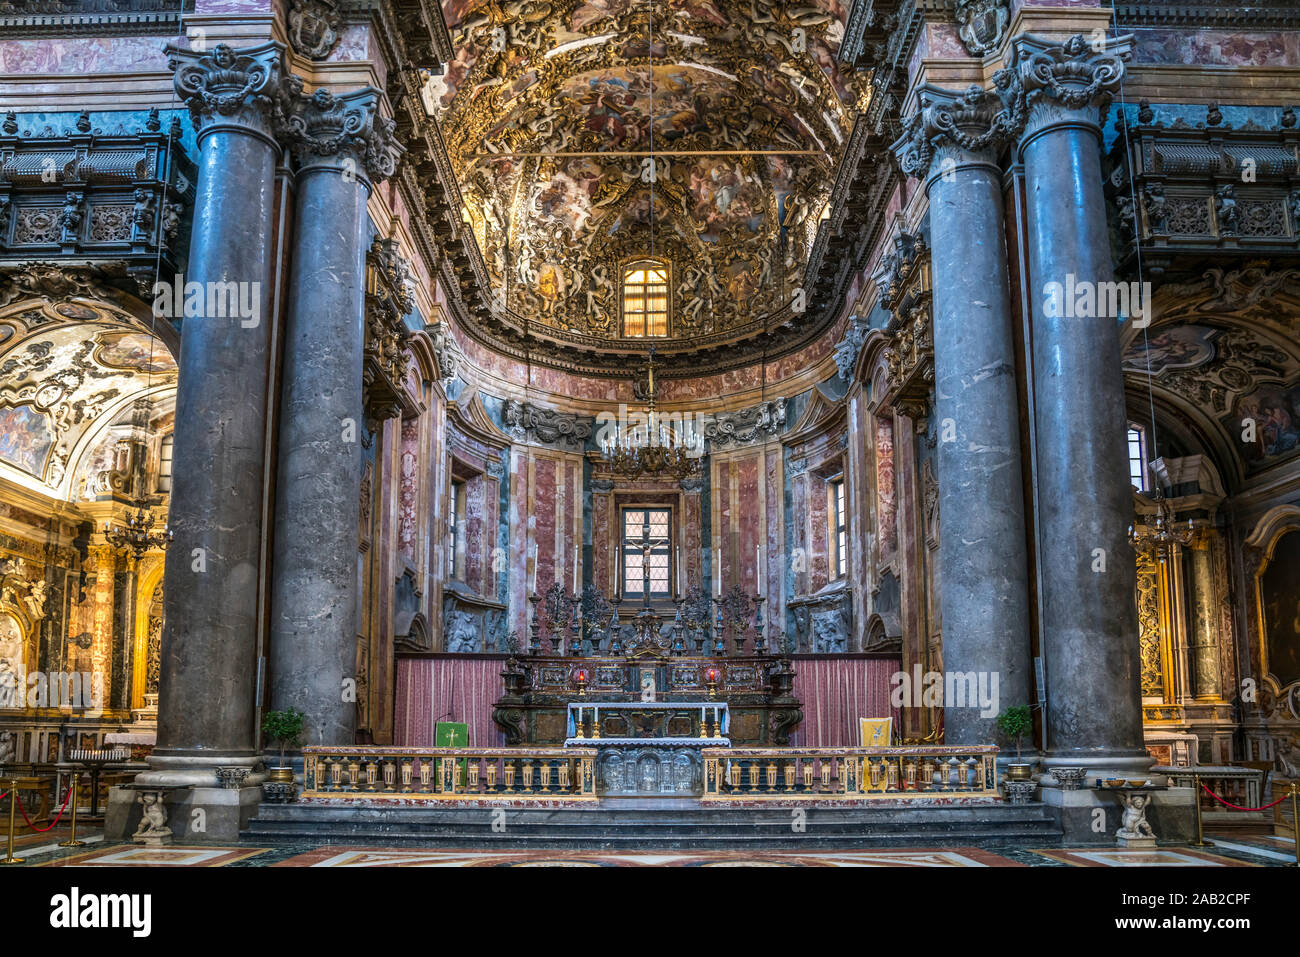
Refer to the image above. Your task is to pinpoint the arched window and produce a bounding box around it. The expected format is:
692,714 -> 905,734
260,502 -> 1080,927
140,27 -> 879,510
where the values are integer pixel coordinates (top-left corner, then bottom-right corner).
622,260 -> 669,338
1127,424 -> 1148,491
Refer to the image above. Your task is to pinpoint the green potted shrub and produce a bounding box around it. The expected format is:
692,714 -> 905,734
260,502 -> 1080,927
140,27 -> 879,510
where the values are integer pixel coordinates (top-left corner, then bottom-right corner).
262,708 -> 305,785
995,705 -> 1033,781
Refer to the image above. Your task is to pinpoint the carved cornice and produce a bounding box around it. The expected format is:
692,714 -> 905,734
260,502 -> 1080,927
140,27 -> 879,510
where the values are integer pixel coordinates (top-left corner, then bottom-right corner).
0,0 -> 191,38
1110,1 -> 1300,29
503,400 -> 593,452
426,322 -> 463,385
0,109 -> 192,281
834,314 -> 871,383
1108,102 -> 1300,276
702,397 -> 788,450
363,238 -> 417,423
874,232 -> 932,403
280,84 -> 403,182
1010,33 -> 1130,143
167,41 -> 288,145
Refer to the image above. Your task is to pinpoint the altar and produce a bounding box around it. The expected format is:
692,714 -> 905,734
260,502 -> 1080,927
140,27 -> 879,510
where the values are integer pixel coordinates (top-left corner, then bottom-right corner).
492,572 -> 802,795
564,701 -> 731,794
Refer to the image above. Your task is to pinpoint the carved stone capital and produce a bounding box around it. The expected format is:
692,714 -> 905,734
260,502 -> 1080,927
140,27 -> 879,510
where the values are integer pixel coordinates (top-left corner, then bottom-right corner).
1010,32 -> 1130,144
891,77 -> 1024,185
281,85 -> 404,184
167,41 -> 286,146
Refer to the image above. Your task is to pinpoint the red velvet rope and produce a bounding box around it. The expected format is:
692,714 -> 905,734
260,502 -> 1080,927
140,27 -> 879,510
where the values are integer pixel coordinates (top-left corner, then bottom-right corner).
1200,782 -> 1290,812
14,785 -> 73,832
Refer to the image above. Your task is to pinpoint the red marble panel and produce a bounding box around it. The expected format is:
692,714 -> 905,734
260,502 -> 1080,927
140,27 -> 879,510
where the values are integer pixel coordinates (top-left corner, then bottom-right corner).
0,37 -> 170,74
1130,28 -> 1299,66
465,473 -> 486,593
713,461 -> 732,596
764,446 -> 782,632
684,489 -> 702,594
593,490 -> 611,594
398,419 -> 419,562
876,417 -> 897,558
791,472 -> 808,594
809,473 -> 829,591
736,455 -> 761,597
534,456 -> 558,592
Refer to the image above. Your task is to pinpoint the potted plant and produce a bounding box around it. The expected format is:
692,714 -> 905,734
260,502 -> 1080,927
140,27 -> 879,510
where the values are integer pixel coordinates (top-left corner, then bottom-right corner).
995,705 -> 1033,781
262,708 -> 305,785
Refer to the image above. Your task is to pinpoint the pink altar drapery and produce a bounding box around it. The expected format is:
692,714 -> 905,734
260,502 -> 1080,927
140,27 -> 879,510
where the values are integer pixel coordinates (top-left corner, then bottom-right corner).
395,655 -> 507,746
394,654 -> 900,748
789,656 -> 902,747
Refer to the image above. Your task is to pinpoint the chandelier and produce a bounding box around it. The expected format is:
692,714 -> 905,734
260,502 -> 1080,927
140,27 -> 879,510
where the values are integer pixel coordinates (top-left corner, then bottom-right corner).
104,504 -> 173,558
1128,487 -> 1196,562
600,347 -> 703,480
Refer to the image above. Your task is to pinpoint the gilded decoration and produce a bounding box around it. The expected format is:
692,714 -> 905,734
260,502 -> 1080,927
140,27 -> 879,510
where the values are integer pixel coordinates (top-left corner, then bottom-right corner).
1135,547 -> 1164,697
428,0 -> 867,347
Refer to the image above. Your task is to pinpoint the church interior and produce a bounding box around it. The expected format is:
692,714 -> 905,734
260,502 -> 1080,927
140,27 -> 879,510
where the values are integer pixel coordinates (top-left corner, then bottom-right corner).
1,0 -> 1299,877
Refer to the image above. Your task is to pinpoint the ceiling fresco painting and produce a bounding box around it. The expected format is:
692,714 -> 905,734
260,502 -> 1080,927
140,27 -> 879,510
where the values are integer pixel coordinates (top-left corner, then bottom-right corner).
1123,267 -> 1300,478
0,301 -> 177,496
426,0 -> 865,347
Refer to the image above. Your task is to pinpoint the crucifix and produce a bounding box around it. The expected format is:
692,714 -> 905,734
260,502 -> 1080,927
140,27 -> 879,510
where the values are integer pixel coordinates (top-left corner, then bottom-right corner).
629,512 -> 671,609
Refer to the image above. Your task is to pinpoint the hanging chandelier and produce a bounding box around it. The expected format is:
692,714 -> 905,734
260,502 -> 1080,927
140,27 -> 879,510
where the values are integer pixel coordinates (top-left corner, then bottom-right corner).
102,398 -> 174,558
601,347 -> 703,480
1128,486 -> 1196,562
104,503 -> 173,557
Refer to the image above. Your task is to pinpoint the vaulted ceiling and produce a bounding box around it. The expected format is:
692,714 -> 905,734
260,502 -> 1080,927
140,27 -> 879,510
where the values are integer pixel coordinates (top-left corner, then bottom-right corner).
426,0 -> 866,369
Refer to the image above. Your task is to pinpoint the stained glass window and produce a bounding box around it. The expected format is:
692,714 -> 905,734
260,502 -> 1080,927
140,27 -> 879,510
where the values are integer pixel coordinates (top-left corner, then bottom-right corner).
622,507 -> 672,598
622,261 -> 669,338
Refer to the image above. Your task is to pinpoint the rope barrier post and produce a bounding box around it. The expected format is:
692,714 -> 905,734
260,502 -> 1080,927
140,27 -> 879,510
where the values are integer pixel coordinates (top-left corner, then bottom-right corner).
1290,782 -> 1299,868
58,771 -> 85,848
0,780 -> 23,865
1190,771 -> 1213,847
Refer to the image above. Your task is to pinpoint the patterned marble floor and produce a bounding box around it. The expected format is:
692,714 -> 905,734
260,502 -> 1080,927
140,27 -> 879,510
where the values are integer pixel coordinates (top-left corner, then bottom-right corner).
4,831 -> 1292,867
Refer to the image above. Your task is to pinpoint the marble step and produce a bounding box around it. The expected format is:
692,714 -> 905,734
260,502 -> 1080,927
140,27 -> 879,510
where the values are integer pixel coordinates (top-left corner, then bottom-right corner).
246,800 -> 1063,846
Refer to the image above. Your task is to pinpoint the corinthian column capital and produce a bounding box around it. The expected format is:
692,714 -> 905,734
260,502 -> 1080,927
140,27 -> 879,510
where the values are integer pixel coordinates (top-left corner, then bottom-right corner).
281,85 -> 405,185
1009,32 -> 1131,144
167,41 -> 287,147
890,75 -> 1024,189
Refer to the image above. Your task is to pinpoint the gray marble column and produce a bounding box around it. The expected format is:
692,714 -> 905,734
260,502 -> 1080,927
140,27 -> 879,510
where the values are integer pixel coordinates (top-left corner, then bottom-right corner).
145,42 -> 286,783
268,88 -> 402,747
893,86 -> 1032,746
1011,33 -> 1150,776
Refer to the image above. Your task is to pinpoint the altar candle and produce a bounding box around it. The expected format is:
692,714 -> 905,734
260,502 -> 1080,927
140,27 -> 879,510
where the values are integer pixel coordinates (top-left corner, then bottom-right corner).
573,547 -> 579,592
756,545 -> 763,597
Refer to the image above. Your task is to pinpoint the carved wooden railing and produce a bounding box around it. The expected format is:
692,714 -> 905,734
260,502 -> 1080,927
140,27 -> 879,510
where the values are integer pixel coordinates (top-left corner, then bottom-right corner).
701,746 -> 1000,800
301,746 -> 598,800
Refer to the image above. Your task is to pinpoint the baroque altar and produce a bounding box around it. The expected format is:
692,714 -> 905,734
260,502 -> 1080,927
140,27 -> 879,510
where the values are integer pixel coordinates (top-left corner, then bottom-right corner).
491,583 -> 802,795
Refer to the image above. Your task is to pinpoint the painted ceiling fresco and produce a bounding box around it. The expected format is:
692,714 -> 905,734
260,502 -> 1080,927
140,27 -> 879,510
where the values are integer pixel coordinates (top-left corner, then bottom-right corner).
427,0 -> 865,343
1123,267 -> 1300,477
0,299 -> 176,497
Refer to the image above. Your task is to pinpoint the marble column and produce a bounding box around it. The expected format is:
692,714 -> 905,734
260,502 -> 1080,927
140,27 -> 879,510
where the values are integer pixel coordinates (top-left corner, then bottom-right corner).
145,42 -> 286,783
1011,33 -> 1149,776
892,85 -> 1032,746
268,88 -> 402,747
